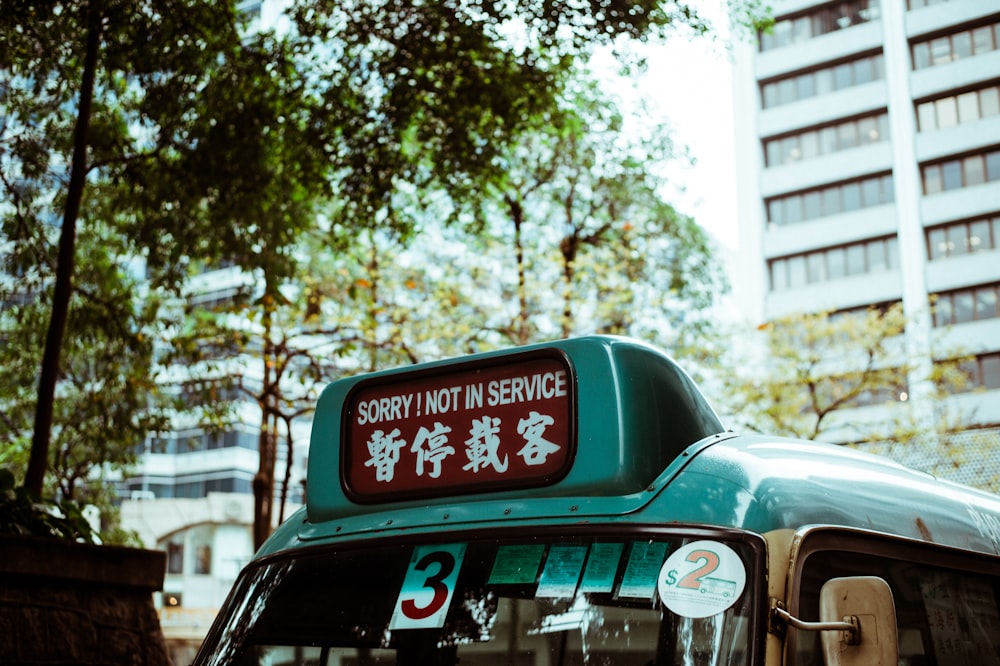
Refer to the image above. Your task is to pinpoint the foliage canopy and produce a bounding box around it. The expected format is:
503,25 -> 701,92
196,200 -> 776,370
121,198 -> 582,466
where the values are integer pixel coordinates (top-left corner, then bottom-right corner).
721,304 -> 972,445
1,0 -> 768,543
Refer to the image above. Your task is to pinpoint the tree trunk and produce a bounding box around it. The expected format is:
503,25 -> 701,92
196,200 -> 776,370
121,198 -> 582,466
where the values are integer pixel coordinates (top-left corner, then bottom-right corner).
278,415 -> 293,524
254,289 -> 277,550
25,6 -> 102,497
366,237 -> 379,371
506,196 -> 529,346
559,234 -> 578,339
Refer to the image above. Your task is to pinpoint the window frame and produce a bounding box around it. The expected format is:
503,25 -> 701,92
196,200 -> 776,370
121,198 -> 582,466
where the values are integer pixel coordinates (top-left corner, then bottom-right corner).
194,524 -> 770,666
785,527 -> 1000,665
760,53 -> 884,109
766,173 -> 894,225
911,19 -> 1000,71
926,215 -> 1000,260
760,1 -> 880,53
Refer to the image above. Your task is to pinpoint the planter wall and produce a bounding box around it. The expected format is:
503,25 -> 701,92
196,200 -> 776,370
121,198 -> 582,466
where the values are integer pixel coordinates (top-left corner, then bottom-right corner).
0,535 -> 169,665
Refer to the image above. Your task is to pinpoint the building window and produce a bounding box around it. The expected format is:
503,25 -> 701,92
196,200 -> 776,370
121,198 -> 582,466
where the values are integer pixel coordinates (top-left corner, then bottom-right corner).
911,19 -> 1000,69
851,377 -> 908,407
907,0 -> 952,12
766,173 -> 893,226
916,82 -> 1000,131
986,354 -> 1000,389
921,148 -> 1000,194
948,352 -> 1000,391
157,429 -> 259,454
760,0 -> 881,51
932,283 -> 1000,327
187,286 -> 244,310
829,301 -> 900,324
761,53 -> 884,108
926,214 -> 1000,259
194,256 -> 238,275
176,378 -> 243,406
125,480 -> 173,499
769,236 -> 899,291
195,544 -> 213,575
172,471 -> 254,498
764,112 -> 889,167
166,542 -> 184,574
1,289 -> 38,311
224,430 -> 259,450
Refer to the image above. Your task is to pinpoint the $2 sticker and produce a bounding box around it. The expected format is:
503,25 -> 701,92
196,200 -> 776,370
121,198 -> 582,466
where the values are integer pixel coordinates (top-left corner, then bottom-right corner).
657,541 -> 746,619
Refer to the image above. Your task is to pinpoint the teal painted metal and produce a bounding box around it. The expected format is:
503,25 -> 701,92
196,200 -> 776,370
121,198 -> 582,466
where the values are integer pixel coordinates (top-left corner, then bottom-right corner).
652,434 -> 1000,555
255,335 -> 1000,560
305,335 -> 725,524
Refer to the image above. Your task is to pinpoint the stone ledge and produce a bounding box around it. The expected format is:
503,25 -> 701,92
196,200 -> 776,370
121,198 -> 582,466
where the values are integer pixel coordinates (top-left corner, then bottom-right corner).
0,535 -> 169,664
0,535 -> 165,590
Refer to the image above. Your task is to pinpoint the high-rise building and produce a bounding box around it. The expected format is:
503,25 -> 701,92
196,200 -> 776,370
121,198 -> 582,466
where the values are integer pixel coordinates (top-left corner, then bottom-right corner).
731,0 -> 1000,486
118,261 -> 309,661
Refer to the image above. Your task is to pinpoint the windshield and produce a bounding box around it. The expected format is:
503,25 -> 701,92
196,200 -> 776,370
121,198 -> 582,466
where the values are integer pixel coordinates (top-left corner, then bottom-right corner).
196,529 -> 762,666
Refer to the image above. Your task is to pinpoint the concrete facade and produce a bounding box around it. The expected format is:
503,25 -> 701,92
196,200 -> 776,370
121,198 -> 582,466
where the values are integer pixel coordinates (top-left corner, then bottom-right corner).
732,0 -> 1000,485
121,492 -> 302,663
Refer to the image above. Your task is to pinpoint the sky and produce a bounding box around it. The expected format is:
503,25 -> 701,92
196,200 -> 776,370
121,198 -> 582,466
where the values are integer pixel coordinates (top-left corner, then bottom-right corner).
643,37 -> 741,252
596,6 -> 744,253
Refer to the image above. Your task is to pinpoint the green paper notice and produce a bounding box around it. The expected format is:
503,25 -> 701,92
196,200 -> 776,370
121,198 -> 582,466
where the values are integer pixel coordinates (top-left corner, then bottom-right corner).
579,543 -> 624,593
489,544 -> 546,584
537,545 -> 588,598
618,541 -> 669,599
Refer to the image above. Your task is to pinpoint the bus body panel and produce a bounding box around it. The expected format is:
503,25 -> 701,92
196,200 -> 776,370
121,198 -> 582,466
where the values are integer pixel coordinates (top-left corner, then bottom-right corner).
262,433 -> 1000,560
196,335 -> 1000,665
656,435 -> 1000,556
305,336 -> 725,525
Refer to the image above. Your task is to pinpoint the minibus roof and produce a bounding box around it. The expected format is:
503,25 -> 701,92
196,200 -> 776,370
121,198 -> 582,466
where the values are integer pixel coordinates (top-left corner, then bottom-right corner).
306,335 -> 725,523
273,336 -> 1000,559
656,433 -> 1000,556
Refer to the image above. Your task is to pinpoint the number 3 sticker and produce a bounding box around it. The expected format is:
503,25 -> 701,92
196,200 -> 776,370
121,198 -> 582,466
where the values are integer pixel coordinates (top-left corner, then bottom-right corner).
657,541 -> 746,619
390,544 -> 467,629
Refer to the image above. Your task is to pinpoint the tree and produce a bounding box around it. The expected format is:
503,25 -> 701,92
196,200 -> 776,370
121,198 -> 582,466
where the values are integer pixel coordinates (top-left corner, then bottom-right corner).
546,82 -> 722,345
449,68 -> 725,350
286,0 -> 770,229
720,304 -> 971,445
2,0 -> 104,497
0,0 -> 325,506
1,229 -> 164,494
0,200 -> 165,541
220,0 -> 764,544
2,0 -> 768,544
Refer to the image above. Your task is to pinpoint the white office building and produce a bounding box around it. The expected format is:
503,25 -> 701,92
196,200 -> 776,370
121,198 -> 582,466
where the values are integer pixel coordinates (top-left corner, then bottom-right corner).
731,0 -> 1000,488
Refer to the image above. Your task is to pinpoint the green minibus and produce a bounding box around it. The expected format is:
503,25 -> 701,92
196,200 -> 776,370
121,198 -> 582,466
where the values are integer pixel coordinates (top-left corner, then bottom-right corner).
194,336 -> 1000,665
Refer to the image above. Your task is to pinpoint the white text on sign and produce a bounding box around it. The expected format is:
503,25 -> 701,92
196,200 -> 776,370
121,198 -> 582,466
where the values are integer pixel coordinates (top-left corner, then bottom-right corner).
356,370 -> 567,425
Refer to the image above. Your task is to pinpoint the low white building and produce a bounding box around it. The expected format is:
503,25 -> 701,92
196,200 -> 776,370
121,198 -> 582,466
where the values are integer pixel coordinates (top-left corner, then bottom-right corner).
121,492 -> 302,664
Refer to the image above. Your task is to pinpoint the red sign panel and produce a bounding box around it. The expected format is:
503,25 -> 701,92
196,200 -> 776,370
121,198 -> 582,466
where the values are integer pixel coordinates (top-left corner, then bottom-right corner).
342,351 -> 575,503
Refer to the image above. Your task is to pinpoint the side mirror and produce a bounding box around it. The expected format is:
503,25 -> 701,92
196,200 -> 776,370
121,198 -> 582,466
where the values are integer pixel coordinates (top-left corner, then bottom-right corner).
820,576 -> 897,666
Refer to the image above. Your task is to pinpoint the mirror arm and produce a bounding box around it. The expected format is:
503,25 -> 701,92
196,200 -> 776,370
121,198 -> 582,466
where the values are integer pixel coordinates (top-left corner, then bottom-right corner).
771,603 -> 860,645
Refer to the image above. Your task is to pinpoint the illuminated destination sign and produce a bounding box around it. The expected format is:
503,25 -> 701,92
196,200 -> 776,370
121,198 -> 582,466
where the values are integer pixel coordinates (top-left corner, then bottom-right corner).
342,351 -> 575,502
